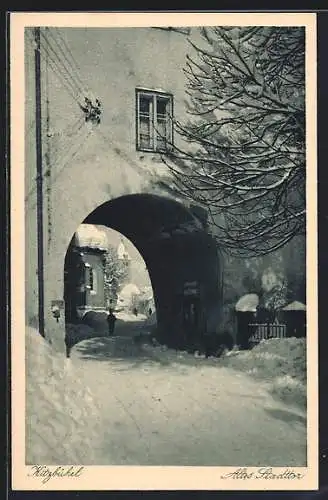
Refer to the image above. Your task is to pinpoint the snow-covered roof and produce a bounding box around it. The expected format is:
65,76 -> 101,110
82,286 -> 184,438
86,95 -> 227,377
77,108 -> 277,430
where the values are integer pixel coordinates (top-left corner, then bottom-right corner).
75,224 -> 108,250
235,294 -> 259,312
281,301 -> 306,311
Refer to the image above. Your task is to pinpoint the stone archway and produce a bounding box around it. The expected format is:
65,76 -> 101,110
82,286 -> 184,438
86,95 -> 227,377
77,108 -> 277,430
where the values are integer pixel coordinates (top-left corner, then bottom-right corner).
76,193 -> 221,349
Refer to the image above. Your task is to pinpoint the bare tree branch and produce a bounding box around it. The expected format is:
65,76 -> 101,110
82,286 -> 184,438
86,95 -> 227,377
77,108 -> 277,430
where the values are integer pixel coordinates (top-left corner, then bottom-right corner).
163,26 -> 305,257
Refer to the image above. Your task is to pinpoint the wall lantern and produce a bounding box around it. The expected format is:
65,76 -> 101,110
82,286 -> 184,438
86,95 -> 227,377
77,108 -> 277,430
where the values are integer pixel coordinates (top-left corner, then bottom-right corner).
51,300 -> 64,322
51,304 -> 61,322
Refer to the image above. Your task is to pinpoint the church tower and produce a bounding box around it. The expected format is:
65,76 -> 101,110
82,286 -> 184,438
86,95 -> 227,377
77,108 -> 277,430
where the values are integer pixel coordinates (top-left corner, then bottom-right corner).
117,237 -> 131,277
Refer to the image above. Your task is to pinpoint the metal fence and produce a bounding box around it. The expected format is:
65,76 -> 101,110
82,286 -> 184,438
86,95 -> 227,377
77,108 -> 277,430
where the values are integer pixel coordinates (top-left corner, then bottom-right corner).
248,323 -> 287,342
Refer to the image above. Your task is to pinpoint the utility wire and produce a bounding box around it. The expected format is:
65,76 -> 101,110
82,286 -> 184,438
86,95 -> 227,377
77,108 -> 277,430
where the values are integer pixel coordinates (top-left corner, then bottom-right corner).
94,127 -> 146,177
61,116 -> 86,138
26,30 -> 89,170
25,120 -> 88,205
26,28 -> 91,106
52,27 -> 87,93
39,31 -> 81,99
26,30 -> 78,102
50,116 -> 85,167
50,126 -> 94,186
40,29 -> 83,96
45,27 -> 85,96
25,28 -> 99,206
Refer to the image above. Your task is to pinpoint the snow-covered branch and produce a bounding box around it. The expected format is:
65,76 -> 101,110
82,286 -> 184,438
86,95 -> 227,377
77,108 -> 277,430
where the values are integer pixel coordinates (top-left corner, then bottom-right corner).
163,26 -> 305,257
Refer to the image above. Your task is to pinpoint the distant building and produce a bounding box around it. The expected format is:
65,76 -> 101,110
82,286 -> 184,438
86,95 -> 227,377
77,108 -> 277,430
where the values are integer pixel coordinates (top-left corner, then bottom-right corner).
117,238 -> 131,262
117,237 -> 131,280
64,224 -> 108,322
64,226 -> 138,321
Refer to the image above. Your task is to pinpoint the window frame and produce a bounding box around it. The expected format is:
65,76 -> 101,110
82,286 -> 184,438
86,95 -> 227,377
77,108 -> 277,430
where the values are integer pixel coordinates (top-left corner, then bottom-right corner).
135,88 -> 174,153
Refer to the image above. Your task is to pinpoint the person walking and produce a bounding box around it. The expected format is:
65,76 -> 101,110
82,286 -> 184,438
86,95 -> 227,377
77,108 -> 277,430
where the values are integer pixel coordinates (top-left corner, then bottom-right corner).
107,309 -> 117,336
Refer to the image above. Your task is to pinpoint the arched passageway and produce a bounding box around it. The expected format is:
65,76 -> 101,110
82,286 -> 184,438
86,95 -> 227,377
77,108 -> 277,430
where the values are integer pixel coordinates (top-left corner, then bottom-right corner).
66,193 -> 221,349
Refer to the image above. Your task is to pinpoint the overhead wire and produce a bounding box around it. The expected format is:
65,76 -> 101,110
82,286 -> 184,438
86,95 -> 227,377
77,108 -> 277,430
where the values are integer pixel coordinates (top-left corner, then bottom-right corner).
94,127 -> 146,177
51,27 -> 87,95
44,27 -> 86,97
25,30 -> 78,102
41,28 -> 84,96
26,124 -> 94,209
50,125 -> 94,186
52,118 -> 86,168
25,29 -> 86,204
25,115 -> 87,204
25,27 -> 100,123
50,116 -> 85,167
39,31 -> 81,100
25,27 -> 101,207
39,32 -> 87,166
39,29 -> 92,168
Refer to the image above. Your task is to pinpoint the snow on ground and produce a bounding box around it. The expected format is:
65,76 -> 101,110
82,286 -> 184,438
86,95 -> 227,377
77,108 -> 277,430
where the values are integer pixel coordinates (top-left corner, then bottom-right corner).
25,327 -> 106,465
116,311 -> 147,323
26,324 -> 307,466
219,338 -> 307,408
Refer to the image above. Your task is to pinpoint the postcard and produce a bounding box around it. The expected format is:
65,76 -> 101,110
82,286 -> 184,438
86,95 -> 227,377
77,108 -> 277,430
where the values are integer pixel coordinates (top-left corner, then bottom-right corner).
10,11 -> 318,491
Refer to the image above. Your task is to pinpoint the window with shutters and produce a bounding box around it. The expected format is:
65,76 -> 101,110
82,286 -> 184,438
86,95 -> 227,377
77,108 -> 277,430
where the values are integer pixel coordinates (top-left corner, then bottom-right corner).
136,89 -> 173,152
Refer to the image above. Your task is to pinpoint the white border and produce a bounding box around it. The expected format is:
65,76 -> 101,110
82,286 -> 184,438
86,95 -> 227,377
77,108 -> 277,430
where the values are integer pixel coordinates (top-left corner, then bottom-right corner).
11,11 -> 318,491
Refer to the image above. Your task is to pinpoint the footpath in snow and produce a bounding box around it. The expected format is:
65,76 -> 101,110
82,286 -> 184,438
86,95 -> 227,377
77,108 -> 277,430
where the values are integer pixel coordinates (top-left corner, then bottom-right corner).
26,325 -> 307,466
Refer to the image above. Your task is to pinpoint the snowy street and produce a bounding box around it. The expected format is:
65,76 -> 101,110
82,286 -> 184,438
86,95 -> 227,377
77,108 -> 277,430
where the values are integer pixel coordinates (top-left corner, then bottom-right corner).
65,318 -> 307,466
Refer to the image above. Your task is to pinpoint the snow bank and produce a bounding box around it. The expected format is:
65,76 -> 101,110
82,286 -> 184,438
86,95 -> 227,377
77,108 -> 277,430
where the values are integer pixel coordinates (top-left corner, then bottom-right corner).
142,338 -> 306,409
270,375 -> 307,408
26,327 -> 105,465
136,337 -> 306,410
219,337 -> 306,408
